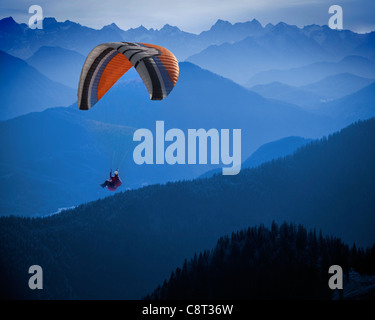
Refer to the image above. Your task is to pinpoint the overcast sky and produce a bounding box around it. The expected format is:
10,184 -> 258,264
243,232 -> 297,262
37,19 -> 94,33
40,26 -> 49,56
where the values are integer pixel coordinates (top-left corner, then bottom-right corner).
1,0 -> 374,33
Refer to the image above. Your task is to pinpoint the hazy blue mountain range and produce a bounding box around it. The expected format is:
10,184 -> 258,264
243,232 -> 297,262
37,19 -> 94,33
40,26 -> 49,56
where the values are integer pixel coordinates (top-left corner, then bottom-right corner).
301,24 -> 370,58
0,62 -> 338,217
0,107 -> 134,217
80,62 -> 335,155
315,82 -> 375,126
197,19 -> 268,46
115,19 -> 270,61
0,50 -> 76,120
26,46 -> 85,88
200,136 -> 311,178
81,62 -> 375,156
187,22 -> 331,84
300,73 -> 375,99
247,55 -> 375,87
187,23 -> 375,84
1,16 -> 373,68
1,15 -> 375,218
0,17 -> 126,59
1,14 -> 375,301
0,17 -> 268,61
249,82 -> 322,109
2,15 -> 374,104
1,118 -> 374,299
250,73 -> 375,109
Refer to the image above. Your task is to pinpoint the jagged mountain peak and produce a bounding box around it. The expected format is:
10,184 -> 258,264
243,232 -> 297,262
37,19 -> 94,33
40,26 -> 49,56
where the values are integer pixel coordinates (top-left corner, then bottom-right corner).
102,22 -> 122,31
160,23 -> 181,32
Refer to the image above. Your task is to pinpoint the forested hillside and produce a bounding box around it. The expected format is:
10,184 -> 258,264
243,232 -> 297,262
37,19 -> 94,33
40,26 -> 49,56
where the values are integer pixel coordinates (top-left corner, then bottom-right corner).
1,118 -> 374,299
146,222 -> 375,300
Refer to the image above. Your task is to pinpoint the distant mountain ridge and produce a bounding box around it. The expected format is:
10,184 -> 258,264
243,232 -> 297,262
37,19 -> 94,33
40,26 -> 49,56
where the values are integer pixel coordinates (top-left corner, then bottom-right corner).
249,73 -> 375,109
187,22 -> 329,84
0,16 -> 269,60
0,50 -> 75,120
1,16 -> 373,63
26,46 -> 85,88
300,73 -> 375,99
187,23 -> 375,84
316,82 -> 375,126
247,55 -> 375,87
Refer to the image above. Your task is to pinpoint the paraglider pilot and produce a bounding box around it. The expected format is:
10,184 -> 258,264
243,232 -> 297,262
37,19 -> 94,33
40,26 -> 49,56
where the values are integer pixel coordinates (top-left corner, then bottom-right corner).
101,170 -> 122,191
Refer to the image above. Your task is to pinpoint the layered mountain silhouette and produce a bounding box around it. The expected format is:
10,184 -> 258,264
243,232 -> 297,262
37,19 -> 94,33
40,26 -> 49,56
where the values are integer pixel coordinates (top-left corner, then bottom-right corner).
1,117 -> 374,299
250,73 -> 375,109
301,24 -> 370,57
0,50 -> 76,120
2,16 -> 374,111
26,46 -> 85,88
0,17 -> 125,59
0,17 -> 269,61
300,73 -> 374,99
1,15 -> 375,218
0,107 -> 135,217
250,82 -> 322,109
316,82 -> 375,126
1,14 -> 375,301
0,62 -> 336,217
187,22 -> 330,84
79,61 -> 334,149
200,136 -> 311,178
247,55 -> 375,87
1,16 -> 374,73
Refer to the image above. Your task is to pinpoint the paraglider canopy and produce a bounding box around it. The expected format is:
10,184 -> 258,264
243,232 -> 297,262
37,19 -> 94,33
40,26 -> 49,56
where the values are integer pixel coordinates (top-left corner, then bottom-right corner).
77,42 -> 179,110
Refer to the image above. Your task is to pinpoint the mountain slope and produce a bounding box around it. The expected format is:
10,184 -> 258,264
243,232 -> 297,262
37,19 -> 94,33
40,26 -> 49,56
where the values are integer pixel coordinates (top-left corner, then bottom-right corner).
301,73 -> 375,99
0,107 -> 135,216
200,136 -> 311,178
0,51 -> 76,120
247,55 -> 375,87
249,82 -> 322,109
249,73 -> 375,109
316,82 -> 375,125
351,32 -> 375,59
241,136 -> 311,168
26,46 -> 85,88
0,118 -> 374,299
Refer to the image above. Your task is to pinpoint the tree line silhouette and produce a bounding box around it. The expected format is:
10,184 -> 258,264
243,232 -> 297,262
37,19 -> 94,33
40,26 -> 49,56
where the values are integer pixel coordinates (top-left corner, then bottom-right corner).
146,222 -> 375,299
